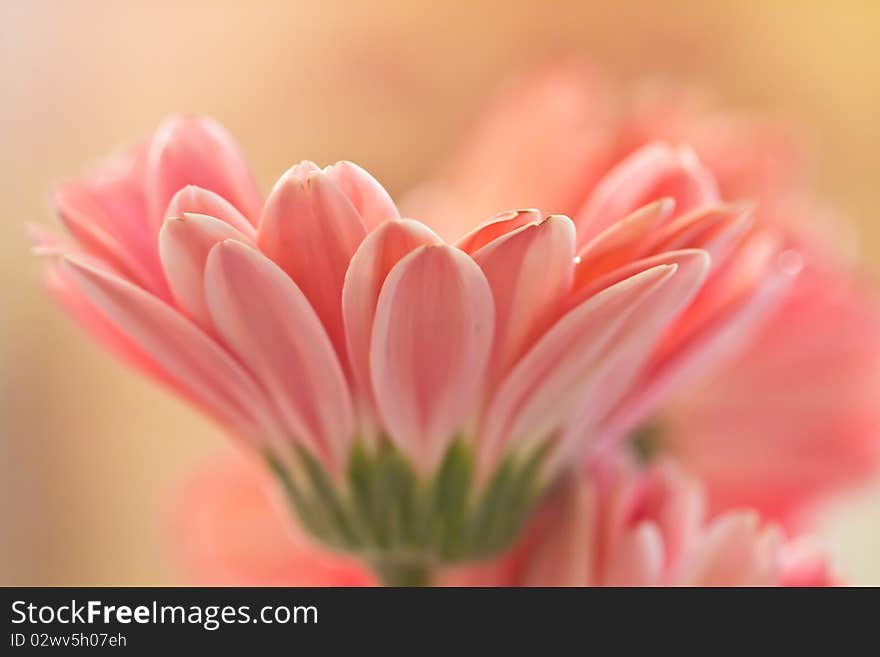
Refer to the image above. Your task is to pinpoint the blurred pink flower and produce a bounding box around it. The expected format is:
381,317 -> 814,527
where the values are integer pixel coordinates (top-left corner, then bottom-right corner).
404,61 -> 880,525
447,457 -> 835,587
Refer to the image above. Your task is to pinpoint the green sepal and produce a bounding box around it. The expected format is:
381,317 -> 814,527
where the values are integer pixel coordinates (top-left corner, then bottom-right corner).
268,436 -> 550,583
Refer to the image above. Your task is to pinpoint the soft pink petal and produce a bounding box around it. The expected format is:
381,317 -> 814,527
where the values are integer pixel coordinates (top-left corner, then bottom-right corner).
44,260 -> 192,402
370,245 -> 494,472
147,115 -> 263,230
675,512 -> 781,586
601,524 -> 664,586
560,251 -> 712,444
779,539 -> 837,586
634,462 -> 706,568
575,199 -> 675,287
165,185 -> 257,239
454,209 -> 541,254
472,215 -> 575,386
645,203 -> 752,261
158,213 -> 253,328
663,252 -> 880,522
551,252 -> 709,465
257,168 -> 367,366
54,141 -> 169,296
480,264 -> 683,474
59,255 -> 274,442
324,161 -> 400,231
342,219 -> 442,412
601,250 -> 796,444
574,142 -> 719,247
204,240 -> 354,470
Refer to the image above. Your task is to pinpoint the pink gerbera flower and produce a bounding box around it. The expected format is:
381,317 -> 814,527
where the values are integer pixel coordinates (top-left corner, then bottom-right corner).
32,85 -> 841,584
33,116 -> 717,583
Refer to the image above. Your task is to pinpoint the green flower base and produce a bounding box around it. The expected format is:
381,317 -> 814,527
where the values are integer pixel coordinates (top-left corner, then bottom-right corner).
266,439 -> 549,586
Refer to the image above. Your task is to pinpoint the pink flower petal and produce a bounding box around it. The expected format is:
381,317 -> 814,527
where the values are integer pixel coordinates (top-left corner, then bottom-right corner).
54,142 -> 169,297
472,214 -> 575,385
575,199 -> 675,287
44,260 -> 187,400
779,539 -> 837,587
165,185 -> 257,239
600,252 -> 796,444
675,512 -> 781,586
257,168 -> 367,366
204,240 -> 354,470
370,245 -> 494,472
574,142 -> 719,247
147,115 -> 263,230
342,219 -> 442,412
454,209 -> 541,254
480,263 -> 684,473
59,255 -> 274,442
602,524 -> 664,586
561,250 -> 711,445
158,213 -> 253,329
324,161 -> 400,231
644,202 -> 753,264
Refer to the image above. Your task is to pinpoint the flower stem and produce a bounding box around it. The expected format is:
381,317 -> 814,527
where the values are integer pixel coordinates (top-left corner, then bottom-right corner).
372,560 -> 432,587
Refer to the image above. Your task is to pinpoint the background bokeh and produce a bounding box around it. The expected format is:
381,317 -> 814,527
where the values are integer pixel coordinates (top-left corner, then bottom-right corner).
2,0 -> 879,584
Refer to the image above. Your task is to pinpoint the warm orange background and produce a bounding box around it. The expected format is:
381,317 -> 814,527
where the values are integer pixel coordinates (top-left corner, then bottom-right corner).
2,1 -> 879,584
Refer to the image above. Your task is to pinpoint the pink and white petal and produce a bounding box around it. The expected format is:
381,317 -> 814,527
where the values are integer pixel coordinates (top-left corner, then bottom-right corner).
561,252 -> 709,455
370,245 -> 494,472
480,264 -> 681,474
663,252 -> 880,523
779,538 -> 837,587
342,219 -> 442,410
172,451 -> 374,586
44,261 -> 192,402
574,143 -> 719,247
575,199 -> 675,288
570,247 -> 711,311
148,115 -> 263,229
601,257 -> 796,445
601,524 -> 665,586
59,255 -> 274,442
455,209 -> 541,254
639,462 -> 707,567
674,512 -> 781,586
473,215 -> 575,384
644,203 -> 753,265
204,240 -> 354,470
324,161 -> 400,231
159,213 -> 253,328
257,169 -> 367,365
165,185 -> 256,239
54,142 -> 169,296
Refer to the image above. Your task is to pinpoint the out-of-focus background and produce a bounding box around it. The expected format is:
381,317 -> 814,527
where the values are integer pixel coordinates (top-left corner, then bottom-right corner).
2,0 -> 879,584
